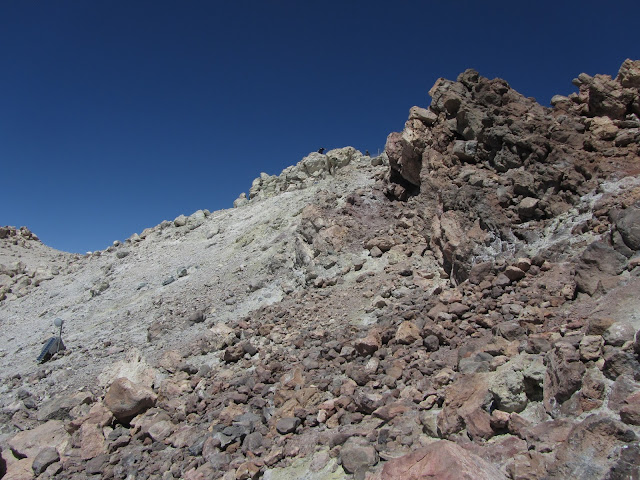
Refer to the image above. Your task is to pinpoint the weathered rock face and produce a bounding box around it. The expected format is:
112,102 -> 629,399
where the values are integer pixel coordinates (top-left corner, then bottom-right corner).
370,440 -> 507,480
1,60 -> 640,480
383,59 -> 640,284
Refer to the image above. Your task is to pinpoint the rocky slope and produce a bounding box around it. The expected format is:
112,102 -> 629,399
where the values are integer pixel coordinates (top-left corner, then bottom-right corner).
1,59 -> 639,480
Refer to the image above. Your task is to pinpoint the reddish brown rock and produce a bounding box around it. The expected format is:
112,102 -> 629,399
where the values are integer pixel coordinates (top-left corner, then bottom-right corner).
104,377 -> 157,422
504,266 -> 526,282
369,440 -> 507,480
354,330 -> 382,356
8,420 -> 70,459
547,414 -> 637,478
620,404 -> 640,425
395,321 -> 420,345
69,402 -> 114,432
385,132 -> 422,190
2,457 -> 35,480
522,419 -> 574,453
575,241 -> 627,296
579,335 -> 603,361
79,423 -> 106,460
437,373 -> 492,439
468,261 -> 493,285
543,342 -> 586,411
364,236 -> 396,252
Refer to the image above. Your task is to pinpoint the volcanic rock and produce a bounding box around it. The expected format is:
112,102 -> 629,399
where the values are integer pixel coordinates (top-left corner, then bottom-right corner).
2,59 -> 640,480
103,377 -> 157,422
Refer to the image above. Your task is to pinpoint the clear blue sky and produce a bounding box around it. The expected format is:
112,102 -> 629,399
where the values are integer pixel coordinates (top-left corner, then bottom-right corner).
2,1 -> 638,253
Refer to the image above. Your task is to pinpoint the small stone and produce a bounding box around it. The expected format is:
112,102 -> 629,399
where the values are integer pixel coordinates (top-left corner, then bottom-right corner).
85,454 -> 109,475
518,197 -> 539,218
354,391 -> 385,414
275,417 -> 300,434
493,273 -> 512,287
423,335 -> 440,352
236,461 -> 260,480
579,335 -> 604,361
187,311 -> 206,323
495,321 -> 525,341
395,321 -> 420,344
177,267 -> 188,278
514,258 -> 532,272
223,344 -> 245,363
242,432 -> 263,453
587,317 -> 615,336
504,266 -> 526,282
340,437 -> 378,474
354,331 -> 381,356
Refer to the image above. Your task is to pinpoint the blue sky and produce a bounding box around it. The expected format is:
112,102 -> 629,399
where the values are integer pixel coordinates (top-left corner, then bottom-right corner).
2,1 -> 638,253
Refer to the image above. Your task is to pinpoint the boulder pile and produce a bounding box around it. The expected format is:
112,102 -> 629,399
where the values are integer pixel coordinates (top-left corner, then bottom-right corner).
1,60 -> 639,479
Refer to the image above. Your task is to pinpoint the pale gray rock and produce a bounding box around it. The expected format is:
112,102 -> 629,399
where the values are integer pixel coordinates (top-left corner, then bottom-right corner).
234,193 -> 249,208
603,323 -> 636,347
453,140 -> 478,161
174,214 -> 188,227
339,437 -> 378,474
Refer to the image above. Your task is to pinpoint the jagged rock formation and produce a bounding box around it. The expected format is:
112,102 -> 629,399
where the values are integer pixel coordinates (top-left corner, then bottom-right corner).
234,147 -> 386,207
0,60 -> 639,480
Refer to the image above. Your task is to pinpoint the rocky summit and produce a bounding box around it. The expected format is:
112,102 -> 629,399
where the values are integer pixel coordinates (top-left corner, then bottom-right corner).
1,59 -> 640,480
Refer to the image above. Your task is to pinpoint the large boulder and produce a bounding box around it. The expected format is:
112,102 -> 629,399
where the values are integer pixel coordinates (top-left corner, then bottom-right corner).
546,415 -> 637,478
385,132 -> 422,190
369,440 -> 507,480
617,58 -> 640,89
575,72 -> 636,119
8,420 -> 70,459
104,377 -> 157,422
574,241 -> 627,295
615,207 -> 640,251
544,343 -> 586,412
437,373 -> 494,439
